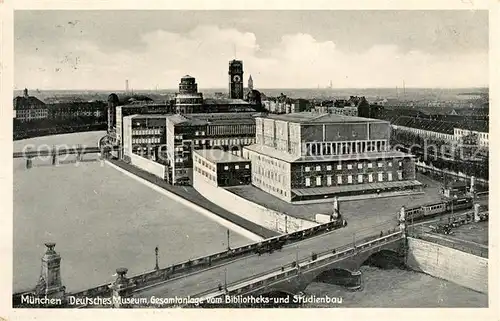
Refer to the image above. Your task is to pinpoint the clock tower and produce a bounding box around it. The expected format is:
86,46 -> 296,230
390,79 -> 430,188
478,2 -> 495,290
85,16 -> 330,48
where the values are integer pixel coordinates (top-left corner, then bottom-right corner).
229,59 -> 244,99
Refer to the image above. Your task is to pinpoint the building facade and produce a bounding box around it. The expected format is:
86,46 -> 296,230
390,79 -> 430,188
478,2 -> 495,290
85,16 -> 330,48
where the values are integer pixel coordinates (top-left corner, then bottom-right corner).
166,112 -> 258,184
243,112 -> 420,202
229,60 -> 244,99
13,89 -> 48,122
122,114 -> 168,162
193,149 -> 252,187
175,75 -> 204,114
454,127 -> 489,148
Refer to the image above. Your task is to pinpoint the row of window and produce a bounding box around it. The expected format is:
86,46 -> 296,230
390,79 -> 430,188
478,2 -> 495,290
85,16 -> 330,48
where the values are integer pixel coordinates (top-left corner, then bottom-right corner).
132,138 -> 162,144
223,164 -> 250,171
304,161 -> 402,172
304,171 -> 403,187
195,167 -> 216,182
194,156 -> 216,172
132,129 -> 163,135
253,177 -> 289,197
305,140 -> 389,156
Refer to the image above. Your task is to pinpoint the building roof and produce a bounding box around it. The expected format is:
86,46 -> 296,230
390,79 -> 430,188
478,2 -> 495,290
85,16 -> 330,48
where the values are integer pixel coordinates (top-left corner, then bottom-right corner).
390,116 -> 457,135
126,114 -> 169,119
262,112 -> 388,125
167,112 -> 261,126
292,180 -> 422,197
203,98 -> 251,105
194,149 -> 250,164
13,96 -> 46,110
244,144 -> 413,163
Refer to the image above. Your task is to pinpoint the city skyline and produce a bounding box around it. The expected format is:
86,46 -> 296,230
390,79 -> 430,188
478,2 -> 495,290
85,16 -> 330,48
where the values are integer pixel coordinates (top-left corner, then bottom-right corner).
15,10 -> 488,90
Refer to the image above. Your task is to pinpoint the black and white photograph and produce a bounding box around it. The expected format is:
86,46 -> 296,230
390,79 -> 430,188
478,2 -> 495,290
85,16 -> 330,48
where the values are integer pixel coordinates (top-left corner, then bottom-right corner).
6,6 -> 495,314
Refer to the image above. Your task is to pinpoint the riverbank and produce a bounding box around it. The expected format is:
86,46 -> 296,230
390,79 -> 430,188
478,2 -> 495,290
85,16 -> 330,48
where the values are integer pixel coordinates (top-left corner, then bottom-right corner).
105,158 -> 279,239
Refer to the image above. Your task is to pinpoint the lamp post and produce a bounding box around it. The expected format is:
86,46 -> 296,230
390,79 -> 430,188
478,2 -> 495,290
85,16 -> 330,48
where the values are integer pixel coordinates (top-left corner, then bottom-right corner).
224,268 -> 228,293
155,246 -> 159,270
227,229 -> 230,251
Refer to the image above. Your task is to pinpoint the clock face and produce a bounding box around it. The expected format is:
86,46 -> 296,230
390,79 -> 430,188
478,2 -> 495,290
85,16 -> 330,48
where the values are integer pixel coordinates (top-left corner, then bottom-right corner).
233,75 -> 241,83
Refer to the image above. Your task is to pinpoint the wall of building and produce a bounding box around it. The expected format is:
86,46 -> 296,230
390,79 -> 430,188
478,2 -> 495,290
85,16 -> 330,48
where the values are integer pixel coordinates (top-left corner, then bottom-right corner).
245,148 -> 292,202
393,124 -> 455,142
129,153 -> 166,179
406,237 -> 488,294
193,173 -> 317,233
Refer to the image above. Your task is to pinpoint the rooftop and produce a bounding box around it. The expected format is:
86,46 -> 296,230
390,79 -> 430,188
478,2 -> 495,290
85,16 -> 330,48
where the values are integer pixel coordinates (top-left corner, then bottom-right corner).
167,112 -> 261,126
194,149 -> 250,164
126,114 -> 169,119
13,96 -> 46,109
203,98 -> 251,105
244,144 -> 413,163
262,112 -> 388,124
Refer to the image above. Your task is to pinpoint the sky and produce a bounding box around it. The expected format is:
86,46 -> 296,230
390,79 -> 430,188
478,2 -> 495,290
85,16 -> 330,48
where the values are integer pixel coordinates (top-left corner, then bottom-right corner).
14,10 -> 489,90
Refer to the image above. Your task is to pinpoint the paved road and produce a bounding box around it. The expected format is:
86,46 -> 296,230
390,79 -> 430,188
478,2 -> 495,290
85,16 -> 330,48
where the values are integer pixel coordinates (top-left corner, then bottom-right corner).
135,218 -> 396,299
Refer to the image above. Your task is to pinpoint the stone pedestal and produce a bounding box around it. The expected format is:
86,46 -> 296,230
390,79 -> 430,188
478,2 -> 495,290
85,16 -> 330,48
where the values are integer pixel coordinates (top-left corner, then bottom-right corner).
109,268 -> 134,308
473,203 -> 481,222
35,243 -> 66,300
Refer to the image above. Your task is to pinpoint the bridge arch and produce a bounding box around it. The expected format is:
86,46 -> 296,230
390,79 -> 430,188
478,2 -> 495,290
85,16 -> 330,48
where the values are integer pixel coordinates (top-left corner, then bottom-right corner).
361,249 -> 404,269
312,267 -> 360,288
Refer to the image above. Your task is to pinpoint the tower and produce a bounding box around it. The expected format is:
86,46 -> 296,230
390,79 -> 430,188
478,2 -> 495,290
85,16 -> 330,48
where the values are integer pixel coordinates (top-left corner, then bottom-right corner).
23,88 -> 29,98
35,243 -> 66,299
248,75 -> 254,91
229,60 -> 244,99
125,80 -> 129,93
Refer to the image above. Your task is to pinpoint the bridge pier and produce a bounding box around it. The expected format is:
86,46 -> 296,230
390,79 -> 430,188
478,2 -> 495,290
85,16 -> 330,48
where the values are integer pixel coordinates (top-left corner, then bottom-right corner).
26,157 -> 33,169
110,268 -> 134,308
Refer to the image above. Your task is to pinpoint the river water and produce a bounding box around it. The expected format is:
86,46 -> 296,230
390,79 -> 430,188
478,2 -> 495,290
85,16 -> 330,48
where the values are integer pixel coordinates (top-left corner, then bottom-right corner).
13,132 -> 488,307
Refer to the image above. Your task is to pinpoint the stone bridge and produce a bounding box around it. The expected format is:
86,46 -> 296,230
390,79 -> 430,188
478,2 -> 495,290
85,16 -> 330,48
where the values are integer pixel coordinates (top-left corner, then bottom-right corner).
187,230 -> 405,307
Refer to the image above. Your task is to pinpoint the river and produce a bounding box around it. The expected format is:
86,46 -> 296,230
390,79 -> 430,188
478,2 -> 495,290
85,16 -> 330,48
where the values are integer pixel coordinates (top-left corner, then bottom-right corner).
13,131 -> 488,307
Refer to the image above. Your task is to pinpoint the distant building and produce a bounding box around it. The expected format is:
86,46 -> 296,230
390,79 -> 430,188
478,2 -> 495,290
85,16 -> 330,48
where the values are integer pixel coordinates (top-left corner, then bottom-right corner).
47,101 -> 106,120
166,112 -> 258,185
13,88 -> 48,122
175,75 -> 204,114
243,112 -> 421,203
193,149 -> 252,187
229,60 -> 244,99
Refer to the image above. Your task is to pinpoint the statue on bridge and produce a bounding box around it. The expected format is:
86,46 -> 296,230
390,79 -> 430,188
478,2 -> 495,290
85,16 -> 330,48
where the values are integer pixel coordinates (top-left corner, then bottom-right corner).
398,206 -> 406,232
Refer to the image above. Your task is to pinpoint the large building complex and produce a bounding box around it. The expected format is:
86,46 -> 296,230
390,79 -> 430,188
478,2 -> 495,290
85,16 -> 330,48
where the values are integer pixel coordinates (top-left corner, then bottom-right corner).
166,112 -> 259,184
13,89 -> 48,122
243,112 -> 421,202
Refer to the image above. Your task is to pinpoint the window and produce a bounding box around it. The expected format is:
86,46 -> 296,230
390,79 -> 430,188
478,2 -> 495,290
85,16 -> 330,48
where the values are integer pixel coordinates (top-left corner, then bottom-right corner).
337,175 -> 342,184
378,162 -> 383,168
368,163 -> 373,169
337,164 -> 342,170
305,166 -> 310,172
388,162 -> 392,167
305,177 -> 311,187
368,173 -> 373,183
398,171 -> 403,180
398,161 -> 402,167
388,172 -> 393,181
347,164 -> 353,170
358,163 -> 363,169
358,174 -> 363,183
224,166 -> 229,170
316,176 -> 322,186
327,165 -> 332,171
327,175 -> 332,186
378,172 -> 383,182
347,175 -> 353,184
316,166 -> 321,171
235,165 -> 240,169
245,164 -> 250,169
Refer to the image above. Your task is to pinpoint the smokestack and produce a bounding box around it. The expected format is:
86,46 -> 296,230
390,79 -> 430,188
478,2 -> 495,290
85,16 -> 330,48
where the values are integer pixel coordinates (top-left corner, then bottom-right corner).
125,80 -> 129,93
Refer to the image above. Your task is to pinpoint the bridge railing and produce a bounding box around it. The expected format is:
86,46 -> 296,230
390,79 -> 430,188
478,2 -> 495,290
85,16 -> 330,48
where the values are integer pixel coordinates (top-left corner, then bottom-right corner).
70,219 -> 346,298
183,230 -> 404,306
